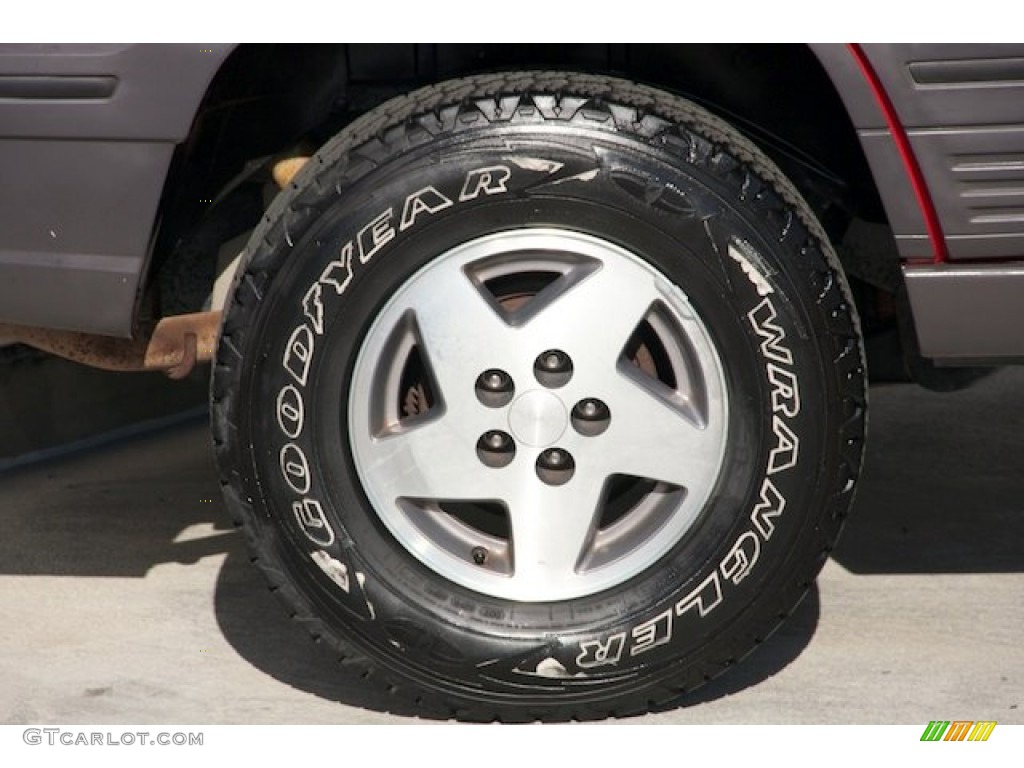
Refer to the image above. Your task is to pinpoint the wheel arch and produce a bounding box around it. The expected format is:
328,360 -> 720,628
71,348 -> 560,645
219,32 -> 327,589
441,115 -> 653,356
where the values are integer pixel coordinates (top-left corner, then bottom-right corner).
151,44 -> 888,314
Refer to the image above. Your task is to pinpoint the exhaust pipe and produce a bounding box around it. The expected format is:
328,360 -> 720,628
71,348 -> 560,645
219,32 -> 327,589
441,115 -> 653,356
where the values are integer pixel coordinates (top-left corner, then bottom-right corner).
0,155 -> 314,378
0,311 -> 221,379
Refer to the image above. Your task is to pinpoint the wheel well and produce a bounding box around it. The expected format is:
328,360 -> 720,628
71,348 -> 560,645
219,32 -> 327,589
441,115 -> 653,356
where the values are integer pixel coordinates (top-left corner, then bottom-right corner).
150,44 -> 885,313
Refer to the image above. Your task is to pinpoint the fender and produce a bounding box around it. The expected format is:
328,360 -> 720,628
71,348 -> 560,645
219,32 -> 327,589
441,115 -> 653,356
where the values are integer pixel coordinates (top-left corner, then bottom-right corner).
0,44 -> 236,337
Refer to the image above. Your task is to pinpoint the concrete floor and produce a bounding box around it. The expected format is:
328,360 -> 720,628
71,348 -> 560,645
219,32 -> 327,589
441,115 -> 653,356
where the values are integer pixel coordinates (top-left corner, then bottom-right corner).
0,368 -> 1021,724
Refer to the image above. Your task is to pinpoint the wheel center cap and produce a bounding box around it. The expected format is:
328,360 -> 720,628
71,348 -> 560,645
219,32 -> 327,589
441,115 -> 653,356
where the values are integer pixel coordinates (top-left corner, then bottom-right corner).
508,390 -> 567,447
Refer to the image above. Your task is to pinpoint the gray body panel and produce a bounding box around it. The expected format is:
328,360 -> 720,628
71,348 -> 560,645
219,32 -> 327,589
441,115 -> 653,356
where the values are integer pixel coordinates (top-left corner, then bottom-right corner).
866,44 -> 1024,262
814,43 -> 1024,263
0,44 -> 234,336
812,44 -> 1024,361
809,44 -> 931,261
904,263 -> 1024,361
0,43 -> 1022,360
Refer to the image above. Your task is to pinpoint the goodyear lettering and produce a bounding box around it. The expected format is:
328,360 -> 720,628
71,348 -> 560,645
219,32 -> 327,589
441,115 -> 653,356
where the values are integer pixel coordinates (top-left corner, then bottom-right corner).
301,281 -> 325,335
276,385 -> 304,439
283,324 -> 314,387
459,165 -> 512,201
279,443 -> 311,495
320,242 -> 356,298
357,208 -> 395,264
276,164 -> 517,560
400,186 -> 453,230
293,498 -> 335,547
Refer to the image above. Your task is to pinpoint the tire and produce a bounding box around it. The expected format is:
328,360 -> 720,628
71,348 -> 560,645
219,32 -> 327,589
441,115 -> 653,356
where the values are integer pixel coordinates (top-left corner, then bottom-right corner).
211,71 -> 866,721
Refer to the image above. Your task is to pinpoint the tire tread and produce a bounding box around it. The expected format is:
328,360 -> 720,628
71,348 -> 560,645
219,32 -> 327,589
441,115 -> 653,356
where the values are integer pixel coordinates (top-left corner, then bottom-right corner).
211,71 -> 867,722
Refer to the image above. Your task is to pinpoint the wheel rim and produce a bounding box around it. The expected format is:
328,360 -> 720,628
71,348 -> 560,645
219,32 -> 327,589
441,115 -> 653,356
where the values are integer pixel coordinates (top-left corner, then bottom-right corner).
348,228 -> 729,601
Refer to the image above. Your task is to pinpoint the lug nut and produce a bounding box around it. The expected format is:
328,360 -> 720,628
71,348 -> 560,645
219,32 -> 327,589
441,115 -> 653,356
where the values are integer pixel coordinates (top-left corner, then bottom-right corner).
571,398 -> 611,436
475,369 -> 514,407
482,431 -> 511,451
538,350 -> 571,374
477,430 -> 516,468
536,447 -> 575,485
534,349 -> 573,388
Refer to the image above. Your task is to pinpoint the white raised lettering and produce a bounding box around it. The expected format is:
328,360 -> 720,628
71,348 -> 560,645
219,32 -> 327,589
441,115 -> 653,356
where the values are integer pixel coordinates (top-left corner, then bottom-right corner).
767,415 -> 799,475
400,186 -> 453,230
748,297 -> 794,365
320,241 -> 355,296
283,324 -> 314,387
460,165 -> 512,201
766,362 -> 801,418
302,282 -> 325,335
358,209 -> 395,264
276,385 -> 304,439
576,632 -> 627,669
676,572 -> 724,618
750,478 -> 786,540
630,608 -> 673,657
280,443 -> 311,495
293,498 -> 335,547
720,531 -> 761,585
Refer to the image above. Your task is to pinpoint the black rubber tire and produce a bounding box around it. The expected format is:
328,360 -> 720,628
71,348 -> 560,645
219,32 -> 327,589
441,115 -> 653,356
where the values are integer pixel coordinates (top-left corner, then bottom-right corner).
211,71 -> 866,721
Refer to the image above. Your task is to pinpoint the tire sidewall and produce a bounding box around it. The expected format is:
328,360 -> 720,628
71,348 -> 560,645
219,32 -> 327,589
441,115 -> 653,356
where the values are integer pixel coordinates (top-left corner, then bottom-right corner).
231,117 -> 838,696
